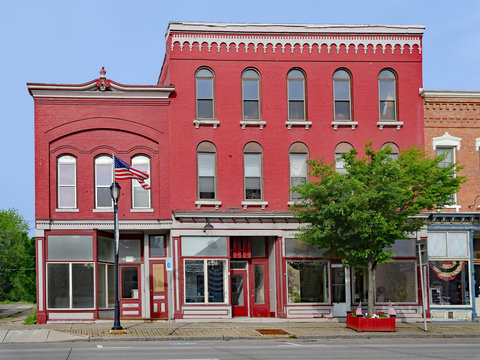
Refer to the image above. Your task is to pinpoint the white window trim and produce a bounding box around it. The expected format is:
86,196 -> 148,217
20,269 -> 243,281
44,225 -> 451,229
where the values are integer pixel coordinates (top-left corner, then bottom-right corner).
97,263 -> 114,309
95,156 -> 113,209
46,262 -> 96,310
194,119 -> 220,129
57,155 -> 77,209
240,120 -> 266,129
183,258 -> 228,304
131,156 -> 151,210
331,121 -> 358,130
377,121 -> 403,130
241,200 -> 268,209
195,200 -> 222,209
432,132 -> 462,151
285,120 -> 312,130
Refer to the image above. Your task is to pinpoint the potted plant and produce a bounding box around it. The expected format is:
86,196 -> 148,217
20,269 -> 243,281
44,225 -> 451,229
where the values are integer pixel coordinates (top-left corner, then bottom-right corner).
346,311 -> 395,332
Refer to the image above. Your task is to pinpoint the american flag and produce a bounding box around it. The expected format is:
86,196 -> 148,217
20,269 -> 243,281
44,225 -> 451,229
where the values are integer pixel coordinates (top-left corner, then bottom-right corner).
114,156 -> 151,190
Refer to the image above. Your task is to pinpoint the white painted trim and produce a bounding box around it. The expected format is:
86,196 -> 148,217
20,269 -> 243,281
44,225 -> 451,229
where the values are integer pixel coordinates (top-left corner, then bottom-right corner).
377,121 -> 403,130
240,120 -> 266,129
36,219 -> 173,231
56,208 -> 79,213
130,208 -> 154,213
331,121 -> 358,130
195,200 -> 222,209
122,311 -> 139,315
122,303 -> 139,308
444,204 -> 462,213
475,138 -> 480,151
37,239 -> 43,311
193,119 -> 220,129
285,121 -> 312,130
92,209 -> 114,213
420,89 -> 480,98
48,312 -> 94,320
432,132 -> 462,150
241,201 -> 268,209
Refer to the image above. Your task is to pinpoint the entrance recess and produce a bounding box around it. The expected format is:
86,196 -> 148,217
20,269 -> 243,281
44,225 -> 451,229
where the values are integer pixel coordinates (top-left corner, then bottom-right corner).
332,264 -> 350,317
150,261 -> 168,318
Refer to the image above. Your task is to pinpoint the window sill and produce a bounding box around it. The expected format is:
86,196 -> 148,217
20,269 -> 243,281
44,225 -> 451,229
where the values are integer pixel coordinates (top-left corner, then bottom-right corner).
93,208 -> 114,213
194,119 -> 220,129
130,208 -> 154,212
287,200 -> 304,207
56,208 -> 79,212
195,200 -> 222,209
285,121 -> 312,130
240,120 -> 266,129
241,200 -> 268,209
331,121 -> 358,130
377,121 -> 403,130
444,204 -> 462,213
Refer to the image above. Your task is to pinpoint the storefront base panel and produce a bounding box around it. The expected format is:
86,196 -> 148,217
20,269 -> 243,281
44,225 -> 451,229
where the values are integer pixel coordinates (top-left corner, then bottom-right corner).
48,311 -> 95,322
286,306 -> 332,319
98,310 -> 114,319
375,306 -> 423,321
182,306 -> 232,319
430,309 -> 473,321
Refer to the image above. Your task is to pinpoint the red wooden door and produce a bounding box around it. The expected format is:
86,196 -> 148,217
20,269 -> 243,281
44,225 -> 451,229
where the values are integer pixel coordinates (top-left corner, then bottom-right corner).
119,265 -> 142,317
150,261 -> 168,318
249,259 -> 270,317
231,269 -> 248,316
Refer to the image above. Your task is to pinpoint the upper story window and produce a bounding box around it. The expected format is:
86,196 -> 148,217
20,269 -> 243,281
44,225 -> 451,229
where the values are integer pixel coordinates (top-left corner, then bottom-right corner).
244,142 -> 263,200
289,142 -> 308,200
333,69 -> 352,121
57,155 -> 77,209
197,141 -> 217,200
242,69 -> 260,120
378,69 -> 397,122
335,142 -> 353,174
287,69 -> 306,121
195,68 -> 215,119
131,155 -> 151,209
381,142 -> 400,160
95,155 -> 113,209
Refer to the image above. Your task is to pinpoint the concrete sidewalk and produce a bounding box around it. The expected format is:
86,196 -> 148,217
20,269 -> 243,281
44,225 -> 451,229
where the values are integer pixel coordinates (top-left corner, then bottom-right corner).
1,304 -> 480,343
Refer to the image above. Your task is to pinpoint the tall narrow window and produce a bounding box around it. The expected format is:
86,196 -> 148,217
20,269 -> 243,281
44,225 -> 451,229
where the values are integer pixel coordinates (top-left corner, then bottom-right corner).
333,69 -> 352,121
378,69 -> 397,121
195,68 -> 214,119
335,142 -> 353,174
242,69 -> 260,120
436,147 -> 456,203
287,69 -> 306,120
95,155 -> 113,208
57,155 -> 77,209
131,155 -> 151,209
244,142 -> 263,200
197,142 -> 217,200
381,142 -> 400,160
289,142 -> 308,200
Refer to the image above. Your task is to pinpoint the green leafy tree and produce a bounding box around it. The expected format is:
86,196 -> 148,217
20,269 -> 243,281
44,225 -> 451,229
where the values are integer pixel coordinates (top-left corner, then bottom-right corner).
0,208 -> 36,302
292,143 -> 464,315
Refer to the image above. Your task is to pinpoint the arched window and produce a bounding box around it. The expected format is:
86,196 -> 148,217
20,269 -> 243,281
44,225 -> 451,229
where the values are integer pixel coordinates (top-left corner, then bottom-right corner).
381,142 -> 400,160
333,69 -> 352,121
243,142 -> 263,200
95,155 -> 113,208
289,143 -> 308,200
334,142 -> 353,174
287,69 -> 306,120
242,68 -> 260,120
197,142 -> 217,200
195,68 -> 215,119
131,155 -> 151,208
378,69 -> 397,121
57,155 -> 77,209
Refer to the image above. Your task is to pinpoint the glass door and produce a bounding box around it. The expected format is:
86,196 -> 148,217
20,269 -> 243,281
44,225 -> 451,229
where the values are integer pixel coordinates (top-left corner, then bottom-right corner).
332,264 -> 350,317
120,265 -> 142,317
249,259 -> 270,317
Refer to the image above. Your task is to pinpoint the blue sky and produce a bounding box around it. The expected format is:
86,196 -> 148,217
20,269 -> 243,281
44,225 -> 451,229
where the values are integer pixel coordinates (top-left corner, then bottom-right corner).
1,0 -> 479,234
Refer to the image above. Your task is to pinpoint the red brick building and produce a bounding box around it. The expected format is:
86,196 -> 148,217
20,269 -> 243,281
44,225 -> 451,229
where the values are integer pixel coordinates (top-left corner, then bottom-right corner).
29,22 -> 426,323
422,90 -> 480,321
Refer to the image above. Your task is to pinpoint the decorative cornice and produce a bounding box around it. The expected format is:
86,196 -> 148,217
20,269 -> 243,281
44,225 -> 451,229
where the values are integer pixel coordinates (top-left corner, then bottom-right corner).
36,219 -> 172,231
170,33 -> 422,54
420,89 -> 480,98
432,132 -> 462,150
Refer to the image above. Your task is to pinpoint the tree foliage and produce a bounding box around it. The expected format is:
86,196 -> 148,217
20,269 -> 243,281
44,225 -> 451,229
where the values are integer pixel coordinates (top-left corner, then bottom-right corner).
292,143 -> 465,314
0,208 -> 36,302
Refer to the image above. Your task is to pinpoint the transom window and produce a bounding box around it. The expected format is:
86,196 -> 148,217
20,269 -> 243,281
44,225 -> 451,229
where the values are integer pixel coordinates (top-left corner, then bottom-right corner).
195,68 -> 214,119
197,142 -> 217,200
57,155 -> 77,209
243,142 -> 263,200
333,69 -> 351,121
378,69 -> 397,121
287,69 -> 306,120
289,142 -> 308,200
131,155 -> 151,209
242,69 -> 260,120
95,155 -> 113,208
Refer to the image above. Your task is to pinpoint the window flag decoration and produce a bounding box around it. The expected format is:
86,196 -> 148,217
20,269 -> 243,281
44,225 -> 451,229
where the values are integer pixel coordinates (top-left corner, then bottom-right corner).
114,156 -> 151,190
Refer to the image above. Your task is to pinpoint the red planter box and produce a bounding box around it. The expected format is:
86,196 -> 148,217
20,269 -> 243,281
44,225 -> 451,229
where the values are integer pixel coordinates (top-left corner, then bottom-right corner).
346,313 -> 396,332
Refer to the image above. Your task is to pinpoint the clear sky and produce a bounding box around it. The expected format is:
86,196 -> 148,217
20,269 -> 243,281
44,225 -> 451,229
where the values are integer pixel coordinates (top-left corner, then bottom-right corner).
1,0 -> 479,234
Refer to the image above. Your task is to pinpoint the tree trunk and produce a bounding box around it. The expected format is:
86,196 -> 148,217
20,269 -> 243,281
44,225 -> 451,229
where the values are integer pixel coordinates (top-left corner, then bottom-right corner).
367,261 -> 375,316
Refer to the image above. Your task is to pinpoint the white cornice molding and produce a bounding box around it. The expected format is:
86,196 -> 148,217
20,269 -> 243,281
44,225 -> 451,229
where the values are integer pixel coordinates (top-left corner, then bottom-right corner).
27,81 -> 174,99
420,89 -> 480,98
432,132 -> 462,150
36,219 -> 173,231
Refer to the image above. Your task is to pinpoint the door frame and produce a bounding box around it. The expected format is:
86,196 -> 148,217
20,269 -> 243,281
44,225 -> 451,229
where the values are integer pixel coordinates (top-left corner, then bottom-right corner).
231,268 -> 249,317
149,260 -> 168,318
249,258 -> 270,317
331,263 -> 351,317
119,264 -> 142,317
